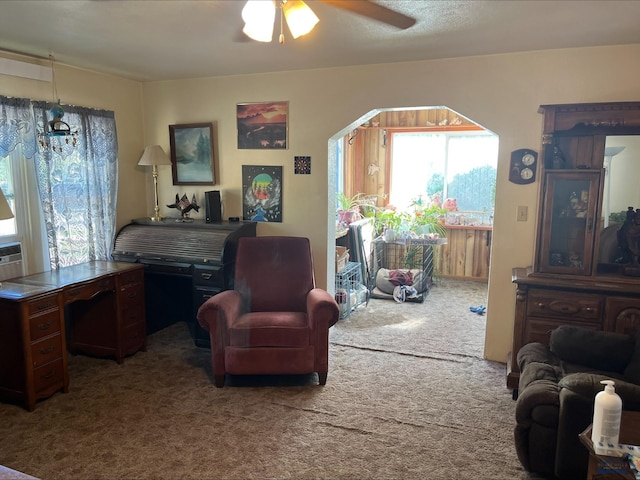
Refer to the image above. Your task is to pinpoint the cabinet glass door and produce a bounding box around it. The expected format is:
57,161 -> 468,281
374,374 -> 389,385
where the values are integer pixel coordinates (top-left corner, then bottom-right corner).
538,170 -> 602,275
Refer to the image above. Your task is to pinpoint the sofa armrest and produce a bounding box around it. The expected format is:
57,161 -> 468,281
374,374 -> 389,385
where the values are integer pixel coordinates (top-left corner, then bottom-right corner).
559,372 -> 640,410
514,379 -> 560,476
517,342 -> 561,372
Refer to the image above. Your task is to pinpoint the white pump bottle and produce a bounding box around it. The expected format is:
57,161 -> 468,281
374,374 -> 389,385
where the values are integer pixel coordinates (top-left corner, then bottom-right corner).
591,379 -> 623,446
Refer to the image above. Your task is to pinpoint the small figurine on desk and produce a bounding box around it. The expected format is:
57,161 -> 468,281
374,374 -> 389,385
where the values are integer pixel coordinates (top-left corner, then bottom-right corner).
167,193 -> 200,222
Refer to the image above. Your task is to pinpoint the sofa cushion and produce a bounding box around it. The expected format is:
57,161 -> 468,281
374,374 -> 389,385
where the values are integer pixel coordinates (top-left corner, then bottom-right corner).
624,331 -> 640,385
549,325 -> 635,373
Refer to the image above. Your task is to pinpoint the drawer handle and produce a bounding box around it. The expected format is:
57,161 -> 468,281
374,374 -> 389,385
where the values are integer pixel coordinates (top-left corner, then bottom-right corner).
35,301 -> 53,311
41,368 -> 57,379
537,302 -> 545,308
584,307 -> 593,313
37,321 -> 52,330
201,273 -> 212,280
127,291 -> 138,299
39,345 -> 55,354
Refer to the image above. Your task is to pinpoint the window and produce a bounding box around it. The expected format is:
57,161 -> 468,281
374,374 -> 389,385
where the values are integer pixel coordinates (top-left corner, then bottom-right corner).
0,155 -> 17,237
389,131 -> 498,214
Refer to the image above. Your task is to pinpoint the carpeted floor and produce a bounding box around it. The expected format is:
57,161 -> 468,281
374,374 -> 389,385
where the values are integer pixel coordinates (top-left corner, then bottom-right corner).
0,279 -> 540,480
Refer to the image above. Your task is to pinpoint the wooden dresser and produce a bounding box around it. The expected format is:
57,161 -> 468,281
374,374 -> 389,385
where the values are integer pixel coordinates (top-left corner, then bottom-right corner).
508,102 -> 640,393
0,261 -> 146,411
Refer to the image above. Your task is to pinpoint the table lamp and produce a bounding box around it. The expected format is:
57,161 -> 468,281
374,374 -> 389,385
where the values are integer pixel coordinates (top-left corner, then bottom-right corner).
138,145 -> 171,222
0,187 -> 14,220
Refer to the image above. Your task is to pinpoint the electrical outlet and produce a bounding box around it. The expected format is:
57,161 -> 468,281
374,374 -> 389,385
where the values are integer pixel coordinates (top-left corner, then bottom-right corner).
517,205 -> 528,222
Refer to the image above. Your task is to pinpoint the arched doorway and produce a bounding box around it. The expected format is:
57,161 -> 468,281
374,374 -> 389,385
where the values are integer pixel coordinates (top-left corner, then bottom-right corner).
328,105 -> 497,293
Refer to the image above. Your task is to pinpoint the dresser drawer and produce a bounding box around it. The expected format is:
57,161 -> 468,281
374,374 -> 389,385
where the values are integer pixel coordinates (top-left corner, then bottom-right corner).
33,358 -> 64,394
29,310 -> 62,342
64,277 -> 114,304
527,290 -> 603,321
524,318 -> 601,346
31,334 -> 63,368
193,265 -> 224,288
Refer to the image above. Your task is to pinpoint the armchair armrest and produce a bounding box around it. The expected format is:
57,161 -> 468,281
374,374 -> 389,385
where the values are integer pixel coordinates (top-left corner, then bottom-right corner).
306,288 -> 340,330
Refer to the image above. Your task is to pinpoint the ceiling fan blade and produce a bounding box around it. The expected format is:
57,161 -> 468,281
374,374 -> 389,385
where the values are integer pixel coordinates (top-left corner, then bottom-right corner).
319,0 -> 416,30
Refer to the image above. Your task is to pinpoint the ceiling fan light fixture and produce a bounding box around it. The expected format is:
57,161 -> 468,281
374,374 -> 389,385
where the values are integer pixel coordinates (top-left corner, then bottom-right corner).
242,0 -> 276,42
282,0 -> 319,39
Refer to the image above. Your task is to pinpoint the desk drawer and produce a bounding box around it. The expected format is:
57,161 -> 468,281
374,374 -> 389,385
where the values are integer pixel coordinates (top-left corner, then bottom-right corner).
119,283 -> 143,309
31,334 -> 63,368
33,358 -> 64,394
64,277 -> 114,304
27,294 -> 59,316
122,323 -> 145,352
527,290 -> 603,322
118,268 -> 144,287
193,265 -> 224,288
29,310 -> 62,342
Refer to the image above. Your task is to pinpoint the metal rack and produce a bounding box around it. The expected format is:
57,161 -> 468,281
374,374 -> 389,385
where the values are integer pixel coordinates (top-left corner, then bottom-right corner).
371,237 -> 447,303
335,261 -> 366,319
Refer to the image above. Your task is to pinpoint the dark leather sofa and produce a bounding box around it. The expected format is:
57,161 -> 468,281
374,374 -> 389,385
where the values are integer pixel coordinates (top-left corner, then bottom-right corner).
514,325 -> 640,479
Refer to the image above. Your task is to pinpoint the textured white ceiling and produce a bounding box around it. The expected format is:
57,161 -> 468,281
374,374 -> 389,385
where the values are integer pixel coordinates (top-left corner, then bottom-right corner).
0,0 -> 639,82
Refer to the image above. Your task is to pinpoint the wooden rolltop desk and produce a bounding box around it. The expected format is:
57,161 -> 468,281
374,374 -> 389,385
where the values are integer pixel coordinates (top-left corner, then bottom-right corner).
113,218 -> 256,347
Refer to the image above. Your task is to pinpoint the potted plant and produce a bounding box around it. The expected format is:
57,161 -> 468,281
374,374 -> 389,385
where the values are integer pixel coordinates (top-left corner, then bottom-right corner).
336,192 -> 366,226
409,202 -> 447,238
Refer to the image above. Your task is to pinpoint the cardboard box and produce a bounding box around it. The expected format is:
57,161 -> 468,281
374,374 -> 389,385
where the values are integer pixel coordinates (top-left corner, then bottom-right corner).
336,246 -> 349,272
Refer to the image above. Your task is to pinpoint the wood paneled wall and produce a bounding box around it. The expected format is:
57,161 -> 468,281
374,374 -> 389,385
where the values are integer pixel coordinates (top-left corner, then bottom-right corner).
342,109 -> 481,205
436,227 -> 491,280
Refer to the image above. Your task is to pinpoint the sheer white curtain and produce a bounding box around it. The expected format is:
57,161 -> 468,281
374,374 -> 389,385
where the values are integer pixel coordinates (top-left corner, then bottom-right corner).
0,96 -> 119,272
33,101 -> 119,269
0,96 -> 47,274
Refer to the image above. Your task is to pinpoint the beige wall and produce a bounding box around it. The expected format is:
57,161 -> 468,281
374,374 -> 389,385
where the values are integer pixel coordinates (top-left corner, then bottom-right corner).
142,45 -> 640,365
3,45 -> 640,366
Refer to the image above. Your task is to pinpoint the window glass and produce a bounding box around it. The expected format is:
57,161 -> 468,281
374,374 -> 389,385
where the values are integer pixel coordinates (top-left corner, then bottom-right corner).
0,155 -> 17,237
390,131 -> 498,214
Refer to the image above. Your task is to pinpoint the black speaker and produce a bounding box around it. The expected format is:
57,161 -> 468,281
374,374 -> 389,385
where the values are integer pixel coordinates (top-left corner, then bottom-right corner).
204,190 -> 222,223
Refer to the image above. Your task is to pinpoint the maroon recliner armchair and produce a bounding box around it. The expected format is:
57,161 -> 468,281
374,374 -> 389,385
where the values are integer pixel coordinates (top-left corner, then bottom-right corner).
197,236 -> 340,387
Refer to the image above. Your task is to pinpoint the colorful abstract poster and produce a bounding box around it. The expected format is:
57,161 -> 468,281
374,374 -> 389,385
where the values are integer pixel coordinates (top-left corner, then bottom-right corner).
242,165 -> 282,222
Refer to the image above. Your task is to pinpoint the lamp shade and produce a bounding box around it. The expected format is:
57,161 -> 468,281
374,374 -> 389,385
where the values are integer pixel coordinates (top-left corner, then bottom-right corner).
283,0 -> 319,39
138,145 -> 171,166
0,187 -> 14,220
242,0 -> 276,42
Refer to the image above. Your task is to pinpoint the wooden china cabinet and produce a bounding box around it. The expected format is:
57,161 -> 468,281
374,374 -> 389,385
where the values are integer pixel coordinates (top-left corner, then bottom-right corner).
508,102 -> 640,394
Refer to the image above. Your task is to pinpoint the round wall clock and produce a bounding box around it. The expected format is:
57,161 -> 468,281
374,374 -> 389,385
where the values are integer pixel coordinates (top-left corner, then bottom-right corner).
509,149 -> 538,185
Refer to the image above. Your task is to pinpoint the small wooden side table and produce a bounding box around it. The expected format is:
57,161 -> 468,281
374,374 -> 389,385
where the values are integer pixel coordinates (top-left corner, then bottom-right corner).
579,410 -> 640,480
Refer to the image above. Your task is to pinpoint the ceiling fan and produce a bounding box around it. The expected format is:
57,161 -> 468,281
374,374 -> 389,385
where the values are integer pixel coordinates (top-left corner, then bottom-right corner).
240,0 -> 417,44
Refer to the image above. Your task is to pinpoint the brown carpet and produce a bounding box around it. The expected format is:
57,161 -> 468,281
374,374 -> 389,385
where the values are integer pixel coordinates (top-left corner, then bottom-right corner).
0,279 -> 540,480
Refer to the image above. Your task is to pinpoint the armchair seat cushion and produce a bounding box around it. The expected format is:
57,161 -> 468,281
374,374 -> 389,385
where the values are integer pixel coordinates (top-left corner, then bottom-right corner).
229,312 -> 310,347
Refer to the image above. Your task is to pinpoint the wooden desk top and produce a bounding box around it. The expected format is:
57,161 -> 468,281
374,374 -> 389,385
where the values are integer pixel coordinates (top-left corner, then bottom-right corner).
0,261 -> 144,301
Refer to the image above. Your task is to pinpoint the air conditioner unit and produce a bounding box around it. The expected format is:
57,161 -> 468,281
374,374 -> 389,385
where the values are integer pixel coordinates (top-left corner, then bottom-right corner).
0,242 -> 24,282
